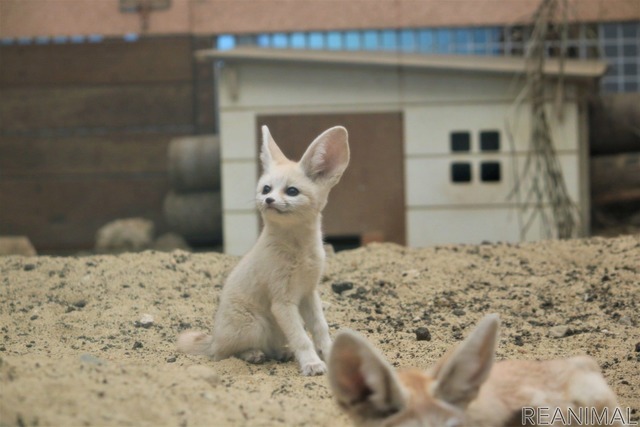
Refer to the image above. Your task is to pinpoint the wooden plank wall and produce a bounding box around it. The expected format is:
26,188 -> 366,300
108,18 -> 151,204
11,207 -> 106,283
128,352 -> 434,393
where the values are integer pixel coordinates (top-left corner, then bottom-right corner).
0,36 -> 206,252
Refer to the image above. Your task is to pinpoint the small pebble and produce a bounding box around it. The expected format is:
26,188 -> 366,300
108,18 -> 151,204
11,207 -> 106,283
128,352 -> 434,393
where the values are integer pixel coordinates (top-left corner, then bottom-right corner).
73,300 -> 87,308
402,269 -> 420,282
133,341 -> 143,350
23,264 -> 36,271
136,314 -> 154,328
635,342 -> 640,352
415,327 -> 431,341
549,325 -> 571,338
331,282 -> 353,294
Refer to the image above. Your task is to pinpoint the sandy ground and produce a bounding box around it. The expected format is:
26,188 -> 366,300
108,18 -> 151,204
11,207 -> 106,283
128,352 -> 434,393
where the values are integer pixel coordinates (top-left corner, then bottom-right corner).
1,235 -> 638,426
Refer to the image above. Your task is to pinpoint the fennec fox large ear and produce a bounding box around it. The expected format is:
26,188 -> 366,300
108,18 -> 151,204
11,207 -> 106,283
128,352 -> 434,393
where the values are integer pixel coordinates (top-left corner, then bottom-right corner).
328,330 -> 407,421
300,126 -> 350,187
260,125 -> 288,172
430,314 -> 499,410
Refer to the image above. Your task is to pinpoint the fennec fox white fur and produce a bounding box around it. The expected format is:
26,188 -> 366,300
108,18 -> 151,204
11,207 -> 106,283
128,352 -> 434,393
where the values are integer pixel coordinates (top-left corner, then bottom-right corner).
177,125 -> 350,376
329,314 -> 624,426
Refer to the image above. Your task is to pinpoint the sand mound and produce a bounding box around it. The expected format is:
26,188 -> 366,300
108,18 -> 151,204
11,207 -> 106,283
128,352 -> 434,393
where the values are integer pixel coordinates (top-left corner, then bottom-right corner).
1,235 -> 638,426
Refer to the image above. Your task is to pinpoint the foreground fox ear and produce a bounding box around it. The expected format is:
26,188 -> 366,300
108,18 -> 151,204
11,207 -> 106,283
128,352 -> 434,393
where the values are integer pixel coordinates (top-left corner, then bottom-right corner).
328,330 -> 407,422
300,126 -> 350,186
260,125 -> 288,172
430,314 -> 499,409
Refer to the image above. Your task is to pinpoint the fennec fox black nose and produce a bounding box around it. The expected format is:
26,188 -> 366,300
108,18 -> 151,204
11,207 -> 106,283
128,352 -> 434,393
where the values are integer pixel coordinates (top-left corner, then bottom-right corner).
265,197 -> 275,204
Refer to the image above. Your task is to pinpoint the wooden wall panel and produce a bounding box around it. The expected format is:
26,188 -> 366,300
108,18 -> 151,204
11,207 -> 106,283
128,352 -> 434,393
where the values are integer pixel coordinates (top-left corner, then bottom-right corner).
0,37 -> 194,86
257,112 -> 406,245
1,84 -> 193,131
0,36 -> 198,252
0,177 -> 169,251
0,134 -> 173,175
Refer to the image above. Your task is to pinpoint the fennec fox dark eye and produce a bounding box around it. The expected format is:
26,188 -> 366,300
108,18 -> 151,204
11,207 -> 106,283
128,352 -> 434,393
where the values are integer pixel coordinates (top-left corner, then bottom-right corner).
262,185 -> 272,195
285,187 -> 299,197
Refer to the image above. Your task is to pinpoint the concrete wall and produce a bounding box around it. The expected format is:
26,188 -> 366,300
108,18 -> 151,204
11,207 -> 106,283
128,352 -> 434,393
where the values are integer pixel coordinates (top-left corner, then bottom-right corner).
3,0 -> 639,38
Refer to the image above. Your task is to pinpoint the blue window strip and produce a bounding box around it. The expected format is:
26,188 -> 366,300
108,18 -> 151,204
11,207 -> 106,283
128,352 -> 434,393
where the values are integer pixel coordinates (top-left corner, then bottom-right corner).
123,33 -> 139,42
4,22 -> 634,94
211,22 -> 638,96
217,34 -> 236,50
454,29 -> 471,45
88,34 -> 104,43
435,29 -> 451,53
327,31 -> 342,50
363,30 -> 378,50
345,31 -> 360,50
308,32 -> 324,49
272,33 -> 288,48
256,34 -> 270,47
381,30 -> 397,50
399,29 -> 416,52
472,28 -> 487,44
290,32 -> 306,49
418,30 -> 434,53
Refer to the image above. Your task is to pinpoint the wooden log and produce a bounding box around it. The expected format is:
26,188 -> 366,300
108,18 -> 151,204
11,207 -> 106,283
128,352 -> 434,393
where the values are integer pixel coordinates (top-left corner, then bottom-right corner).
590,152 -> 640,205
163,191 -> 222,243
168,135 -> 220,192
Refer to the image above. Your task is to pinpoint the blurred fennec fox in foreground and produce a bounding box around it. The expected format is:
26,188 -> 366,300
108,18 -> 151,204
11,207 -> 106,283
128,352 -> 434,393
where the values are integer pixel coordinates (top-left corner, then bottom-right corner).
329,314 -> 626,426
178,125 -> 350,376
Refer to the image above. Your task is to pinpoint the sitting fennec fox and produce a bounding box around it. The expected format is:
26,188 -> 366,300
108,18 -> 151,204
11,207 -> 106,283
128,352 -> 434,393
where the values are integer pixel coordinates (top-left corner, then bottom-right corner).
329,314 -> 625,426
177,125 -> 350,376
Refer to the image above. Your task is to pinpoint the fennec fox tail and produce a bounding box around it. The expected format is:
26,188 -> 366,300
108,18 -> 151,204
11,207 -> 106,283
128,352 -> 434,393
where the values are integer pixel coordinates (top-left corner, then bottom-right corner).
178,125 -> 350,376
328,314 -> 625,426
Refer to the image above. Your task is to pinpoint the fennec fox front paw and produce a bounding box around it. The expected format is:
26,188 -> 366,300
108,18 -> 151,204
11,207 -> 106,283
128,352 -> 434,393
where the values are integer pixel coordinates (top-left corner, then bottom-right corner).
301,360 -> 327,376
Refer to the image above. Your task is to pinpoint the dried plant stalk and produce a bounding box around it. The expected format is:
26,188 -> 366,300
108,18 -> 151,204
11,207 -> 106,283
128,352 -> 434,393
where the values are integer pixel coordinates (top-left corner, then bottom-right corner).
507,0 -> 580,240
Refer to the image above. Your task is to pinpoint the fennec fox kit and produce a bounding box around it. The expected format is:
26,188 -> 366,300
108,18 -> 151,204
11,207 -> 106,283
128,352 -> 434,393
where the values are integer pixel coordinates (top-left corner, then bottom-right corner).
329,314 -> 624,426
178,125 -> 350,376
